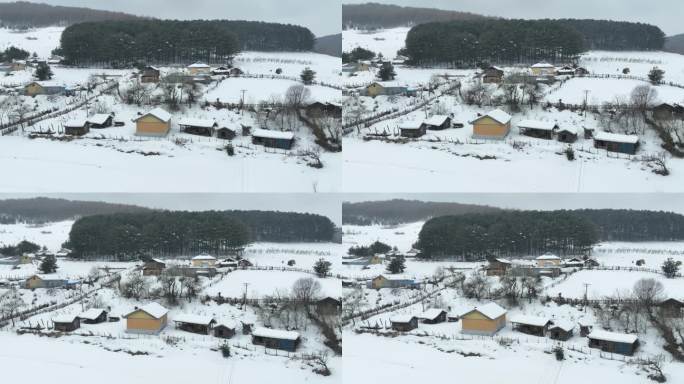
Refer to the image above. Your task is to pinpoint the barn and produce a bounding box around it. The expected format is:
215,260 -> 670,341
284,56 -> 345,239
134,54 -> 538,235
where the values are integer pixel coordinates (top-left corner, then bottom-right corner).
251,327 -> 301,352
78,308 -> 108,324
369,275 -> 418,289
486,258 -> 512,276
64,119 -> 90,136
398,120 -> 425,138
216,126 -> 237,140
87,114 -> 114,129
251,128 -> 295,150
418,308 -> 447,324
587,330 -> 639,355
556,126 -> 578,143
141,66 -> 160,83
178,118 -> 217,136
173,314 -> 216,335
460,302 -> 507,336
390,315 -> 418,331
422,115 -> 452,130
548,320 -> 575,341
470,109 -> 512,139
142,259 -> 166,276
482,66 -> 504,84
214,323 -> 236,339
593,131 -> 639,155
123,302 -> 168,334
510,315 -> 551,337
517,119 -> 558,140
134,107 -> 172,137
53,314 -> 80,332
659,298 -> 684,318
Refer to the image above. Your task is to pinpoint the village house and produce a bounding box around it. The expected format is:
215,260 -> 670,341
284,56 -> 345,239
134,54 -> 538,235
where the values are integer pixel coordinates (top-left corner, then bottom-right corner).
535,254 -> 561,268
486,258 -> 512,276
562,257 -> 585,268
87,113 -> 113,129
548,320 -> 575,341
556,126 -> 579,143
251,128 -> 295,150
470,109 -> 512,139
368,274 -> 418,289
517,119 -> 558,140
574,67 -> 589,76
217,257 -> 239,268
305,101 -> 343,118
142,259 -> 166,276
211,66 -> 231,75
173,314 -> 216,335
251,327 -> 301,352
19,253 -> 34,264
510,315 -> 552,337
24,81 -> 66,97
192,254 -> 217,268
587,329 -> 639,355
530,62 -> 557,77
460,302 -> 507,336
314,297 -> 342,314
216,126 -> 237,140
422,115 -> 452,130
134,107 -> 172,137
187,62 -> 211,75
10,60 -> 27,71
78,308 -> 108,324
418,308 -> 447,324
24,274 -> 73,289
178,118 -> 218,137
123,302 -> 169,334
391,315 -> 418,331
556,65 -> 575,76
367,254 -> 385,265
482,66 -> 504,84
64,119 -> 90,136
584,258 -> 600,268
398,120 -> 425,138
653,103 -> 684,120
363,81 -> 408,97
140,66 -> 160,83
214,323 -> 236,338
52,314 -> 80,332
593,131 -> 640,155
658,298 -> 684,318
578,319 -> 593,337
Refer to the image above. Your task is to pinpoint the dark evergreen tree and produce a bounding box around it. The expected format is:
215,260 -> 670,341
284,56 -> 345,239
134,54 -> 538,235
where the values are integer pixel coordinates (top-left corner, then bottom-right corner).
661,258 -> 682,278
313,258 -> 332,277
34,62 -> 53,80
300,67 -> 316,85
348,241 -> 392,257
378,63 -> 396,81
648,67 -> 665,83
39,255 -> 58,274
386,256 -> 406,274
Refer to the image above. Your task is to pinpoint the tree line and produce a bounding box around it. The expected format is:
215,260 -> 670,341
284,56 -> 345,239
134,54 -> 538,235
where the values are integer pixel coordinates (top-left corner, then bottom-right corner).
0,197 -> 151,224
342,3 -> 486,30
572,209 -> 684,242
342,199 -> 501,225
59,19 -> 314,67
66,210 -> 335,259
0,1 -> 141,29
404,19 -> 664,67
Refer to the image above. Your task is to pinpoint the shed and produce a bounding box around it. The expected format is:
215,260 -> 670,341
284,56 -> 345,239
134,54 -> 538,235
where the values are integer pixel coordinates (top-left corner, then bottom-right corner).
369,275 -> 418,289
460,302 -> 507,336
556,126 -> 578,143
24,274 -> 68,289
486,258 -> 512,276
659,298 -> 684,318
517,119 -> 558,140
141,66 -> 160,83
593,131 -> 639,155
482,66 -> 504,84
78,308 -> 108,324
173,314 -> 216,335
422,115 -> 452,130
87,113 -> 113,128
587,330 -> 639,355
142,259 -> 166,276
548,320 -> 574,341
578,319 -> 593,337
251,128 -> 295,150
390,315 -> 418,331
64,119 -> 90,136
214,323 -> 236,339
134,107 -> 172,137
510,315 -> 551,336
470,109 -> 512,139
178,118 -> 217,136
398,120 -> 425,138
53,314 -> 80,332
123,302 -> 168,334
216,126 -> 237,140
562,257 -> 585,268
251,327 -> 301,352
315,297 -> 342,314
417,309 -> 447,324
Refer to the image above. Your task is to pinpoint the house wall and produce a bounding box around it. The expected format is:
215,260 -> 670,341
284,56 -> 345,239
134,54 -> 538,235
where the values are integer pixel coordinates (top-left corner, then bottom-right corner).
366,84 -> 384,97
461,312 -> 506,335
473,116 -> 510,139
537,259 -> 561,267
25,83 -> 44,96
126,311 -> 167,333
136,115 -> 170,137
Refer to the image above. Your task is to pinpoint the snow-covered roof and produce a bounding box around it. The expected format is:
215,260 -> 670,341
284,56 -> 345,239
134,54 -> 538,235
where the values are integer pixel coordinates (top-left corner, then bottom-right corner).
398,120 -> 423,130
188,62 -> 210,68
418,308 -> 446,321
494,258 -> 512,264
557,126 -> 578,134
178,118 -> 217,128
510,315 -> 551,327
465,302 -> 507,319
135,107 -> 171,123
587,329 -> 638,344
251,128 -> 295,140
593,131 -> 639,144
423,115 -> 450,126
173,314 -> 215,325
53,314 -> 78,323
64,119 -> 88,128
536,254 -> 561,260
192,254 -> 216,261
390,314 -> 417,323
78,308 -> 106,321
125,302 -> 168,319
252,326 -> 300,340
531,62 -> 555,68
470,109 -> 512,125
550,320 -> 575,332
376,274 -> 414,281
87,114 -> 111,125
517,119 -> 557,131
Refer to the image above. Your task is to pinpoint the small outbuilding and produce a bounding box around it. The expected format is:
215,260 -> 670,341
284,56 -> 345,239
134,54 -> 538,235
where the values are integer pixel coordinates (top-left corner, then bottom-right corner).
556,126 -> 578,143
173,314 -> 216,335
470,109 -> 512,140
593,131 -> 639,155
418,308 -> 447,324
87,113 -> 114,129
78,308 -> 108,324
659,298 -> 684,318
214,323 -> 236,339
251,327 -> 301,352
369,275 -> 418,289
536,254 -> 561,268
482,66 -> 504,84
486,258 -> 512,276
178,118 -> 218,136
123,302 -> 169,334
548,320 -> 574,341
64,119 -> 90,136
510,315 -> 551,337
187,62 -> 211,75
134,107 -> 172,137
314,297 -> 342,314
141,66 -> 160,83
191,254 -> 217,267
587,330 -> 639,356
517,119 -> 558,140
398,120 -> 425,138
422,115 -> 452,130
53,314 -> 80,332
390,315 -> 418,331
142,259 -> 166,276
216,126 -> 237,140
251,128 -> 295,150
460,302 -> 507,336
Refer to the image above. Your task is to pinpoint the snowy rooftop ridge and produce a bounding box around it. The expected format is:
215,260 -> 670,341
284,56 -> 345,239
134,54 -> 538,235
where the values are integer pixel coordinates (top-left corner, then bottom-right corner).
531,62 -> 555,68
587,329 -> 638,344
464,302 -> 507,319
593,131 -> 639,144
536,254 -> 561,260
53,314 -> 79,323
390,314 -> 417,323
252,326 -> 300,340
398,120 -> 423,130
173,314 -> 215,325
423,115 -> 449,126
550,320 -> 575,332
188,62 -> 210,68
124,302 -> 168,319
517,119 -> 557,131
418,308 -> 446,321
87,114 -> 111,125
470,109 -> 512,125
251,128 -> 295,140
178,118 -> 217,128
78,308 -> 106,321
135,107 -> 171,123
192,254 -> 216,260
64,119 -> 88,128
510,315 -> 551,327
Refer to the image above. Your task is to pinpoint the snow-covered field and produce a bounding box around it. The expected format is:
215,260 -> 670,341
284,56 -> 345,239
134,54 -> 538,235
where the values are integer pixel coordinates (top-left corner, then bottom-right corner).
343,27 -> 411,59
0,220 -> 72,251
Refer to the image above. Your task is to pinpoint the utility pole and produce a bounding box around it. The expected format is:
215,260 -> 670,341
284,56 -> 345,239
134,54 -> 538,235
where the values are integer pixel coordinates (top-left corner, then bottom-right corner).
242,282 -> 249,310
583,90 -> 590,118
240,89 -> 247,114
583,283 -> 591,310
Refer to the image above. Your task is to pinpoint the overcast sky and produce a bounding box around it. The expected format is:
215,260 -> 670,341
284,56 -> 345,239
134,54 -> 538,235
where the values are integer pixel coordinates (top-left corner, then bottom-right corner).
0,194 -> 341,225
344,0 -> 684,36
14,0 -> 340,37
343,194 -> 684,215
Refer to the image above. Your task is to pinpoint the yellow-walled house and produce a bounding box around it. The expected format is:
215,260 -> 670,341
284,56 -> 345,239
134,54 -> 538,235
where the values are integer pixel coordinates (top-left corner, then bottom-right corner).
191,254 -> 217,267
470,109 -> 512,139
536,254 -> 562,267
123,302 -> 169,334
134,107 -> 172,136
530,62 -> 557,76
460,302 -> 507,336
19,253 -> 35,264
187,62 -> 211,75
368,254 -> 384,265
